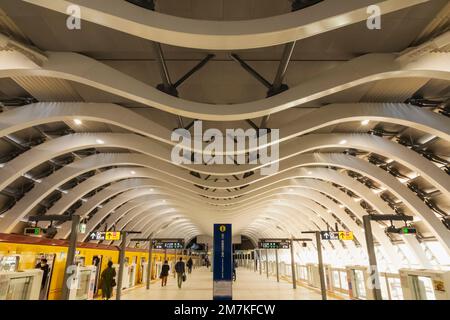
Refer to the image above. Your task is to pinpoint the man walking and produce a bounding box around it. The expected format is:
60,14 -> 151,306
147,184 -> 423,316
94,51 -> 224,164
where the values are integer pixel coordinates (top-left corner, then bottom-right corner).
174,257 -> 186,288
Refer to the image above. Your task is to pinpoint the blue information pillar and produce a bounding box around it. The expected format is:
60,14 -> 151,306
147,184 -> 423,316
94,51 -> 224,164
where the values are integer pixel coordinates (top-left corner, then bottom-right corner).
213,224 -> 232,300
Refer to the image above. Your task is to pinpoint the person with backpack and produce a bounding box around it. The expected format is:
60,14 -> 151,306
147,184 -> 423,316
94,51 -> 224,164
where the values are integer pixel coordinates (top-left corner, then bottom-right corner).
100,261 -> 116,300
174,257 -> 186,289
160,260 -> 170,287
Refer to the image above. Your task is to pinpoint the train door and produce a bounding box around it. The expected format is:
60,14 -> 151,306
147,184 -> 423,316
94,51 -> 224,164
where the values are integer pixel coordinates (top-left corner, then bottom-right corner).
91,255 -> 103,294
34,253 -> 55,300
139,257 -> 146,283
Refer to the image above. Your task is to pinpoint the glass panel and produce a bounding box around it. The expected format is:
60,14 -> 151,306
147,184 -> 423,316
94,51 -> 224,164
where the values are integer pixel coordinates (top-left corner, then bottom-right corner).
388,277 -> 403,300
6,276 -> 31,300
0,256 -> 19,272
354,270 -> 367,299
340,272 -> 348,290
413,276 -> 436,300
75,270 -> 91,300
332,271 -> 340,289
380,275 -> 389,300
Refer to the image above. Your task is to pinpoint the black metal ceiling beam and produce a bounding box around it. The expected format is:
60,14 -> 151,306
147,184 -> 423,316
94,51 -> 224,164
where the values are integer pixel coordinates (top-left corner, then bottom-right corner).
125,0 -> 155,10
291,0 -> 324,11
173,54 -> 215,88
153,42 -> 178,96
229,54 -> 272,89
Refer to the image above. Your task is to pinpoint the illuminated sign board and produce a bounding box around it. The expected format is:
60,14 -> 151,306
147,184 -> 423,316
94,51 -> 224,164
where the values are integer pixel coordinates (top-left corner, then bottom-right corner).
321,231 -> 354,241
338,231 -> 354,240
88,231 -> 121,241
152,239 -> 184,250
24,227 -> 41,236
320,231 -> 339,240
258,239 -> 290,249
400,227 -> 416,234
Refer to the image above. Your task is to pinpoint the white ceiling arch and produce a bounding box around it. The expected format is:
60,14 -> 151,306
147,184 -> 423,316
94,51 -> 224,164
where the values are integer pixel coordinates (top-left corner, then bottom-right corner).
1,33 -> 449,120
20,0 -> 429,50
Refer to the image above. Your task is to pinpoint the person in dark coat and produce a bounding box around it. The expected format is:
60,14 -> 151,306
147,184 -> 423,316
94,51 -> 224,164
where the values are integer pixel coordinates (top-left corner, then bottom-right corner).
100,261 -> 116,300
174,258 -> 186,289
187,257 -> 193,274
160,260 -> 170,287
35,258 -> 49,289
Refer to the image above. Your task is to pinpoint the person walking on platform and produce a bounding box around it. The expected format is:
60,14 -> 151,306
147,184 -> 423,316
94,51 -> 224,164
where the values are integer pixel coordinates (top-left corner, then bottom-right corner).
174,258 -> 186,288
160,260 -> 170,287
187,257 -> 193,274
100,261 -> 116,300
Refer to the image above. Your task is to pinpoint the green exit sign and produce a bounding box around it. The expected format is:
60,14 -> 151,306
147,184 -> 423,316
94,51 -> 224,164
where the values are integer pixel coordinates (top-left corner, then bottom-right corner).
401,227 -> 417,234
24,227 -> 41,236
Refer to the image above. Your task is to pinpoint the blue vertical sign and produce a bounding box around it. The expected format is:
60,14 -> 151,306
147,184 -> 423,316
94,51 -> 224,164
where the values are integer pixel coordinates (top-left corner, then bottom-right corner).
213,224 -> 232,300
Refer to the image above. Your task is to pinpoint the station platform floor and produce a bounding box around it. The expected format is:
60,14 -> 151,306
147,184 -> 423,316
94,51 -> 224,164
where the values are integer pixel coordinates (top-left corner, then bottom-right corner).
122,267 -> 332,300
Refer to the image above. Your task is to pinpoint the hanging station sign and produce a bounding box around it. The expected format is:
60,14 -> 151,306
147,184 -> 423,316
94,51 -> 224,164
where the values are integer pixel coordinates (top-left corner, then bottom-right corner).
321,231 -> 354,241
88,231 -> 121,241
151,239 -> 184,250
258,239 -> 291,249
24,227 -> 42,236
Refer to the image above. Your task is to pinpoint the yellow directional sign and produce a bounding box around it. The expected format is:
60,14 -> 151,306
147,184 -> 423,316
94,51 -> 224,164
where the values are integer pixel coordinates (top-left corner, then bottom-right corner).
338,231 -> 354,241
105,231 -> 121,241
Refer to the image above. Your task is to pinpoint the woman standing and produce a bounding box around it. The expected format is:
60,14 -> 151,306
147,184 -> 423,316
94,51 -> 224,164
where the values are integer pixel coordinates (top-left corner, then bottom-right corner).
100,261 -> 116,300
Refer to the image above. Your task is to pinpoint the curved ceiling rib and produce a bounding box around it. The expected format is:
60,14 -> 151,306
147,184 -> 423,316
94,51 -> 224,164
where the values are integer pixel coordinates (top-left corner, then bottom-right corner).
20,0 -> 429,50
0,102 -> 449,154
0,132 -> 447,196
0,34 -> 448,120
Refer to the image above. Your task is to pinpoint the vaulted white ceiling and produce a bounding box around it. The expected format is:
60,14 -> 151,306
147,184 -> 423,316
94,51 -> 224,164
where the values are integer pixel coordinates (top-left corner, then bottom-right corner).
0,0 -> 449,267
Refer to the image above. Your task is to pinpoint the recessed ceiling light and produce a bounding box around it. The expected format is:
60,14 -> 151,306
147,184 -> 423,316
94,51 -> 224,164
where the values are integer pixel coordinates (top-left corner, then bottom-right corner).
361,119 -> 370,126
308,171 -> 313,175
130,170 -> 136,175
96,139 -> 105,144
289,188 -> 293,192
150,188 -> 154,192
74,119 -> 82,125
339,139 -> 347,145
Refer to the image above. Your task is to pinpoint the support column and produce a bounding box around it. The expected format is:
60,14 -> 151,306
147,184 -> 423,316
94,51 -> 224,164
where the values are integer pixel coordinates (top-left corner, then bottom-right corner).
116,232 -> 127,300
315,232 -> 327,300
290,239 -> 296,289
363,215 -> 383,300
258,249 -> 262,275
146,240 -> 153,290
265,249 -> 269,278
275,249 -> 279,282
61,215 -> 80,300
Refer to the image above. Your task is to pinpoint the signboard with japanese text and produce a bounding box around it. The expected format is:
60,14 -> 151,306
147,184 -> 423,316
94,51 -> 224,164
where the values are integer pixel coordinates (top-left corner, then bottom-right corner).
152,239 -> 184,250
213,224 -> 232,300
258,239 -> 291,249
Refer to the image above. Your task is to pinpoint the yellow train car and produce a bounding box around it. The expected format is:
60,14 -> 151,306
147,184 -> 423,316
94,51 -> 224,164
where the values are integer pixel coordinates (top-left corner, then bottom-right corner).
0,233 -> 190,300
